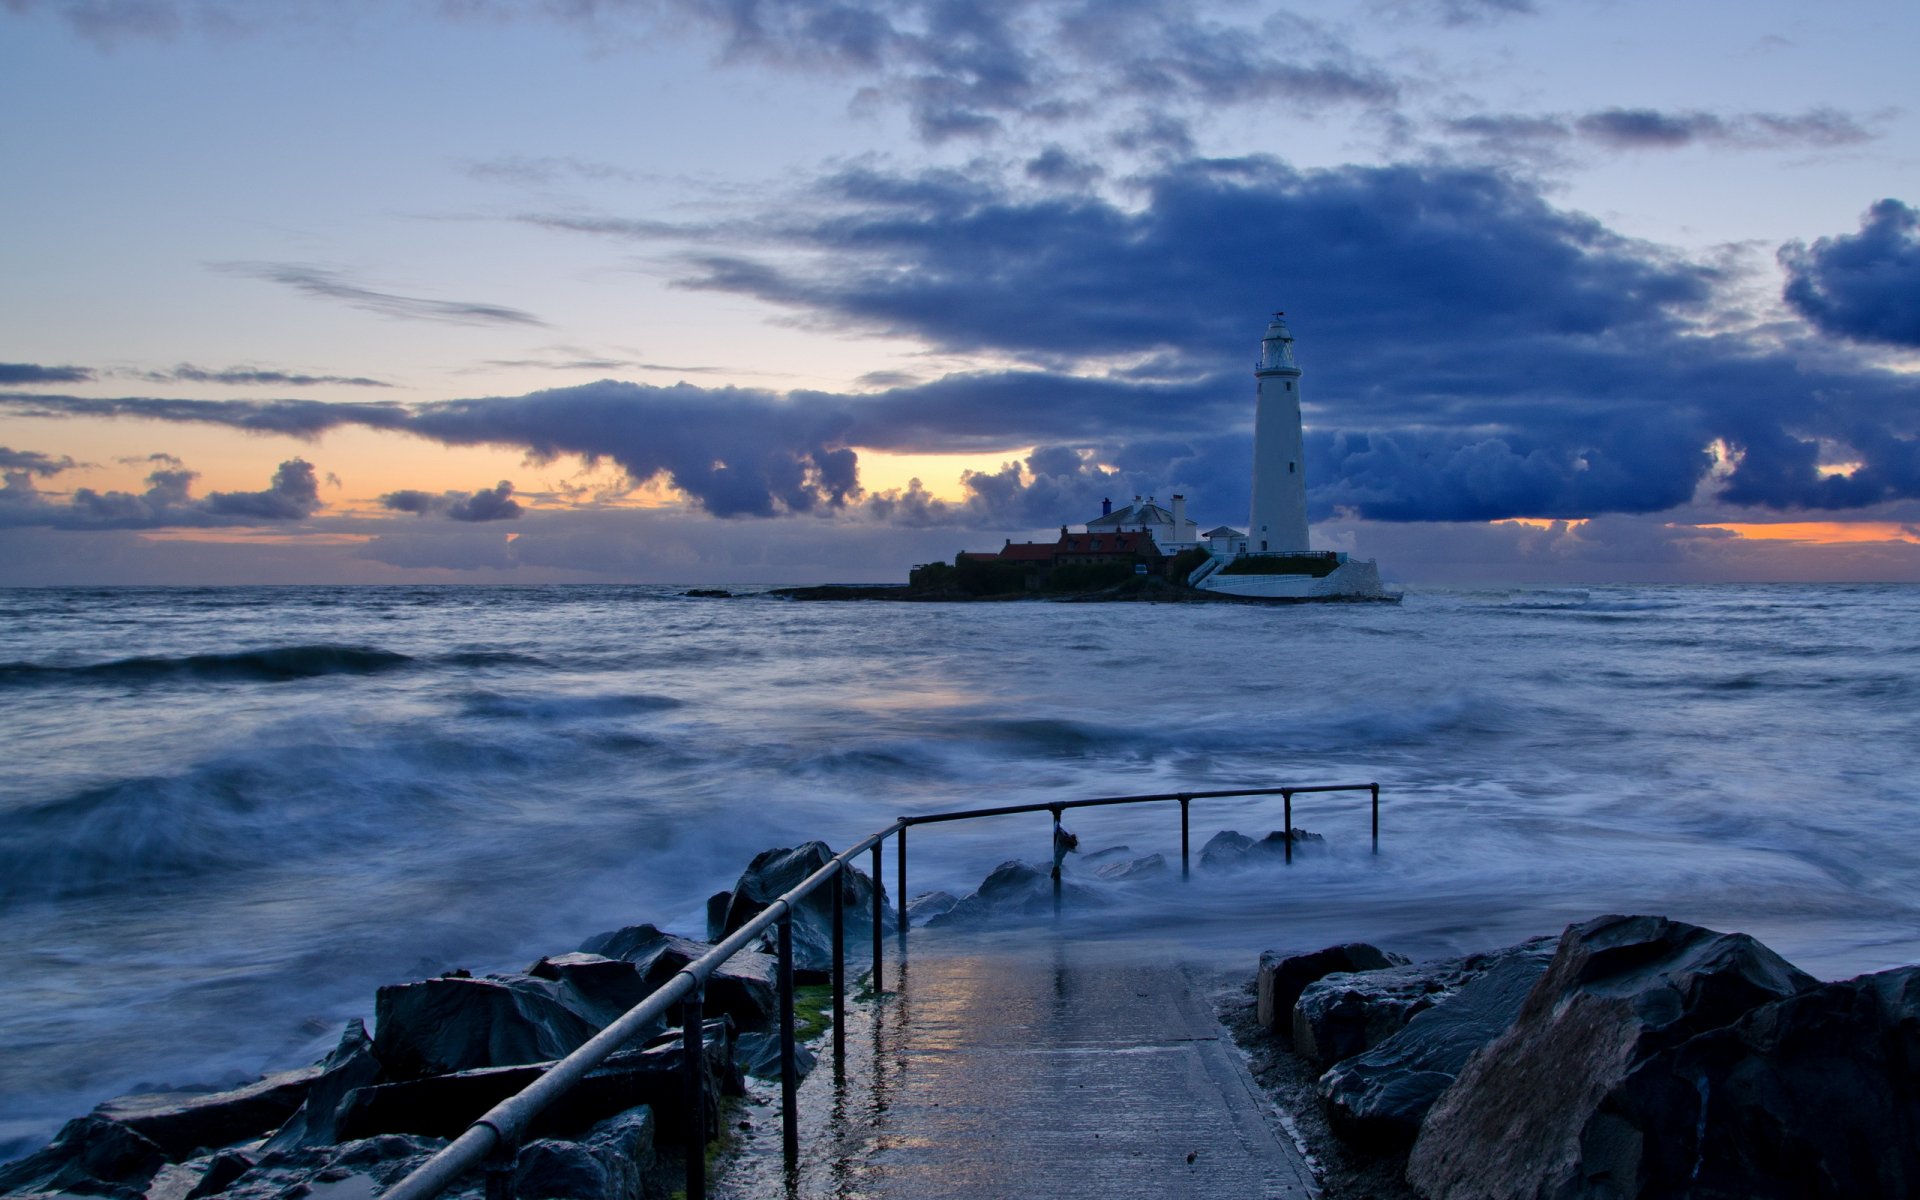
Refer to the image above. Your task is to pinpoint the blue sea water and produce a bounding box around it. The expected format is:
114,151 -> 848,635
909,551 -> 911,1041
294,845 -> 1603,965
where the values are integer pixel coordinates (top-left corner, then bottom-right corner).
2,583 -> 1918,1157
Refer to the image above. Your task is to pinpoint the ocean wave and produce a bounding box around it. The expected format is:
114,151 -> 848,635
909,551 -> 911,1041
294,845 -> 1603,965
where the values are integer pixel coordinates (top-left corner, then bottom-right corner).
458,691 -> 685,721
0,645 -> 412,687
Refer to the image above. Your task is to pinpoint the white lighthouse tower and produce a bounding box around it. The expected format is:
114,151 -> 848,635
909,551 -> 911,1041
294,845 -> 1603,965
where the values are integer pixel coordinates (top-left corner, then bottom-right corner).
1247,312 -> 1311,553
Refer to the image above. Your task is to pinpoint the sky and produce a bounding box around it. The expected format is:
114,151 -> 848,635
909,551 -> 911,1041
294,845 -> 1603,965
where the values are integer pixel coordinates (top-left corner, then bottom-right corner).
2,0 -> 1917,585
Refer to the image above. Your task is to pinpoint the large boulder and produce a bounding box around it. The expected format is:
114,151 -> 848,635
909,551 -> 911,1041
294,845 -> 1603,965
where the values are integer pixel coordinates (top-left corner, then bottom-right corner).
905,891 -> 958,926
577,925 -> 775,1032
1406,914 -> 1817,1200
89,1067 -> 322,1160
373,973 -> 601,1080
1545,964 -> 1920,1199
216,1134 -> 445,1200
526,952 -> 662,1031
1294,936 -> 1558,1067
1093,852 -> 1169,882
263,1020 -> 385,1152
1256,943 -> 1405,1034
924,860 -> 1100,927
718,842 -> 893,976
0,1115 -> 167,1196
1201,828 -> 1324,871
513,1107 -> 656,1200
1317,938 -> 1559,1146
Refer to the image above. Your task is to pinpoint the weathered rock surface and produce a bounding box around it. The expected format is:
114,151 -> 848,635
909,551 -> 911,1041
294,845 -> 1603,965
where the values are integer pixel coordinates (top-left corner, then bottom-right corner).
1317,939 -> 1558,1146
1294,936 -> 1558,1068
716,842 -> 892,975
0,1115 -> 168,1196
262,1020 -> 385,1152
578,924 -> 775,1032
1201,828 -> 1323,871
513,1107 -> 656,1200
88,1068 -> 321,1161
1406,914 -> 1818,1200
1093,852 -> 1168,882
733,1031 -> 818,1082
525,952 -> 660,1031
216,1134 -> 444,1200
373,973 -> 601,1080
1256,943 -> 1405,1034
1077,845 -> 1136,867
1595,964 -> 1920,1199
905,891 -> 958,925
924,860 -> 1099,927
337,1020 -> 733,1146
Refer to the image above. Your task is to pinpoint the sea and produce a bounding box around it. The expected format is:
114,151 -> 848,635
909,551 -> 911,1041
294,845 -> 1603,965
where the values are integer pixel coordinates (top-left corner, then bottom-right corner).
3,582 -> 1918,1158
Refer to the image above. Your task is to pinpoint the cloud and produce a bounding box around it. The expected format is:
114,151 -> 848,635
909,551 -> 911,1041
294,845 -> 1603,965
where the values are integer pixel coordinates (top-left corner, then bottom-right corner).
127,364 -> 392,388
463,155 -> 638,186
1572,106 -> 1874,150
0,457 -> 322,529
213,262 -> 545,327
0,448 -> 79,476
380,480 -> 524,522
1780,199 -> 1920,348
0,363 -> 93,385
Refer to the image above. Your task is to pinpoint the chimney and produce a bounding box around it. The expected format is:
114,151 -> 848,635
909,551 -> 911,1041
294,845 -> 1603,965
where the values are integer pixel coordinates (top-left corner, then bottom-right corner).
1171,494 -> 1186,539
1102,497 -> 1112,516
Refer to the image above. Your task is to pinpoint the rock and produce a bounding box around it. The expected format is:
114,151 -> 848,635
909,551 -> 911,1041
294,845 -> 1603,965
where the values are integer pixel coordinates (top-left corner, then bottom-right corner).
1595,964 -> 1920,1198
1200,828 -> 1323,870
1293,936 -> 1558,1068
705,891 -> 731,942
513,1107 -> 656,1200
578,924 -> 776,1032
1093,852 -> 1168,882
1256,943 -> 1405,1034
717,843 -> 893,977
92,1067 -> 322,1160
216,1135 -> 444,1200
1406,914 -> 1818,1200
263,1020 -> 385,1152
925,860 -> 1100,927
337,1019 -> 733,1147
0,1115 -> 167,1196
733,1031 -> 818,1082
373,973 -> 601,1080
905,891 -> 958,925
525,953 -> 661,1031
1317,939 -> 1558,1146
1077,845 -> 1135,867
181,1151 -> 252,1200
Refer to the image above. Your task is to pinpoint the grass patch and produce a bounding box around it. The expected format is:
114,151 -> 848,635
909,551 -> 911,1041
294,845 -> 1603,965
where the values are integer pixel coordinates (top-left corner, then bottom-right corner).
794,983 -> 834,1041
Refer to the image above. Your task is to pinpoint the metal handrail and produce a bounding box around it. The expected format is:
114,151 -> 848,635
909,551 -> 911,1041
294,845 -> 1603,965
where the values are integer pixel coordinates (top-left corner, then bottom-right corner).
382,781 -> 1379,1200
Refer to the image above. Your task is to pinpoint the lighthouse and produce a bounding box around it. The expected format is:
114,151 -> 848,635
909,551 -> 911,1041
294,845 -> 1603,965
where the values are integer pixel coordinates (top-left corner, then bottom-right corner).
1247,312 -> 1311,553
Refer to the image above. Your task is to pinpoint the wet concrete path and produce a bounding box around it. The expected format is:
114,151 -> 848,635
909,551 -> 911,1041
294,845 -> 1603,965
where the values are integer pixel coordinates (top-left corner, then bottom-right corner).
717,933 -> 1317,1199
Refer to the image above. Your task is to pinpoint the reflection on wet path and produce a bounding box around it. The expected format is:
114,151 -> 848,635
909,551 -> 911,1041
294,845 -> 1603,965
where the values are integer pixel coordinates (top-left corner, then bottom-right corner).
716,931 -> 1314,1199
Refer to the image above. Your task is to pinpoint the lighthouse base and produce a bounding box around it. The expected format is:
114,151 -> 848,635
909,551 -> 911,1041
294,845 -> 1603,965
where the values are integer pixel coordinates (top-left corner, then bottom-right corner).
1196,557 -> 1387,600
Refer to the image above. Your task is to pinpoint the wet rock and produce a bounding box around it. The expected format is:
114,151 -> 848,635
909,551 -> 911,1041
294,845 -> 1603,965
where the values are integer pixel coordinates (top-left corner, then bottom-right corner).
717,843 -> 893,977
1406,914 -> 1818,1200
1597,964 -> 1920,1199
1201,828 -> 1323,870
705,891 -> 731,942
1078,845 -> 1135,867
1317,939 -> 1558,1147
373,974 -> 600,1080
217,1135 -> 444,1200
1256,943 -> 1405,1034
1094,852 -> 1169,882
180,1151 -> 252,1200
1293,936 -> 1558,1067
733,1031 -> 818,1082
513,1107 -> 656,1200
525,953 -> 659,1031
905,891 -> 958,925
263,1020 -> 385,1152
0,1115 -> 167,1196
337,1020 -> 733,1147
578,925 -> 775,1032
925,860 -> 1099,927
91,1067 -> 321,1161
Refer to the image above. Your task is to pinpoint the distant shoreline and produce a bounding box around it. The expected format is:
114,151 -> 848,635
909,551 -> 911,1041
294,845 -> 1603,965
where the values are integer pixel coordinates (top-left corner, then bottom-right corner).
766,577 -> 1401,604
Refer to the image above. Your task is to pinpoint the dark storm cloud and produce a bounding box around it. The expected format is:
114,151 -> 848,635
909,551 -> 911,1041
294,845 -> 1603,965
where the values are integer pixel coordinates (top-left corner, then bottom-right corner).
0,391 -> 411,437
127,364 -> 392,388
0,448 -> 79,476
380,480 -> 524,522
0,363 -> 93,384
0,457 -> 322,529
1780,199 -> 1920,348
213,263 -> 545,327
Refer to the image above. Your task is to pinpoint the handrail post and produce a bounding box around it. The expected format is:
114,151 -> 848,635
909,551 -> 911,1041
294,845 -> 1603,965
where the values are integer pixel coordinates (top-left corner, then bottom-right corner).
482,1140 -> 515,1200
831,862 -> 846,1071
896,825 -> 908,937
1371,783 -> 1380,852
682,990 -> 706,1200
776,908 -> 799,1167
1283,791 -> 1293,865
1049,806 -> 1063,914
1179,796 -> 1190,880
870,842 -> 884,994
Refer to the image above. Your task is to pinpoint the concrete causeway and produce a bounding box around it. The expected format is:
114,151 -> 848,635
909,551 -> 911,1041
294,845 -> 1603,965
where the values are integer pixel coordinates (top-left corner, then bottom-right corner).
717,932 -> 1317,1199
